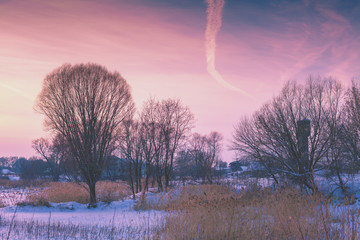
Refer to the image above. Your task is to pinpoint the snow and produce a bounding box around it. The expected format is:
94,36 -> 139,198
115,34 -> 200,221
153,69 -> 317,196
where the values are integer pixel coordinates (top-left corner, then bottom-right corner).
1,199 -> 166,228
1,170 -> 360,239
1,169 -> 12,174
0,197 -> 167,240
0,187 -> 34,207
8,175 -> 20,181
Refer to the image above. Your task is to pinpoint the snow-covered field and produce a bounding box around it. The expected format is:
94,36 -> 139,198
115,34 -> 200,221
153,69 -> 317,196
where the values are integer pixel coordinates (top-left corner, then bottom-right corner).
1,173 -> 360,239
0,187 -> 39,207
1,200 -> 165,227
0,196 -> 166,239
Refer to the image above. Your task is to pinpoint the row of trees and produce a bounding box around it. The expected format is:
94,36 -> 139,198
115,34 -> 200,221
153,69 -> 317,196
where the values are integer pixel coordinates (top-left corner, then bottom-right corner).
32,98 -> 224,200
175,132 -> 224,184
33,63 -> 224,207
0,157 -> 49,180
232,77 -> 360,194
118,98 -> 195,197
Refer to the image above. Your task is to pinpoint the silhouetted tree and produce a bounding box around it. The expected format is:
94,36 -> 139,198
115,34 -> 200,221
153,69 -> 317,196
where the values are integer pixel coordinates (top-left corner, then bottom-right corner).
118,119 -> 144,199
102,156 -> 129,181
174,149 -> 197,181
232,77 -> 343,193
35,63 -> 135,207
325,80 -> 360,195
342,81 -> 360,170
13,157 -> 48,180
189,132 -> 223,183
139,98 -> 194,192
32,136 -> 63,181
229,160 -> 243,172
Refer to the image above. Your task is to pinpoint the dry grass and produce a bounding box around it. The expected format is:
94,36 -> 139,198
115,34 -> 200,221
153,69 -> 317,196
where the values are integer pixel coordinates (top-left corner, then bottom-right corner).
138,184 -> 360,240
135,184 -> 269,211
25,181 -> 130,205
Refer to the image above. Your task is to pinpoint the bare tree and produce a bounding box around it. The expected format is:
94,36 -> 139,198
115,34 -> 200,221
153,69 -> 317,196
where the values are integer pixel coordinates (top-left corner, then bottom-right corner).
160,99 -> 194,191
32,137 -> 62,181
35,63 -> 135,207
174,149 -> 197,182
33,134 -> 79,181
118,119 -> 144,199
342,81 -> 360,169
324,125 -> 351,195
138,98 -> 160,192
232,77 -> 343,193
139,98 -> 194,192
189,132 -> 223,183
321,80 -> 360,196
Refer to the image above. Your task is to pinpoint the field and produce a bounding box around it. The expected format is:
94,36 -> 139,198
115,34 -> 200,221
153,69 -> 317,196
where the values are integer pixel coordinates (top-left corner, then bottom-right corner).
0,178 -> 360,239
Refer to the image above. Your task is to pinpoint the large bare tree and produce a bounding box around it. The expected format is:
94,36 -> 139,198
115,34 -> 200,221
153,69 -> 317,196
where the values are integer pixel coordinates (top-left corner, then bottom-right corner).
35,63 -> 135,207
232,77 -> 343,193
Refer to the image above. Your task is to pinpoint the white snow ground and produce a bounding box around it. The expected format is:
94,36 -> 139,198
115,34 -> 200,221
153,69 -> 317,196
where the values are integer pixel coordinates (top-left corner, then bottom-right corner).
1,173 -> 360,239
0,193 -> 167,240
1,199 -> 165,227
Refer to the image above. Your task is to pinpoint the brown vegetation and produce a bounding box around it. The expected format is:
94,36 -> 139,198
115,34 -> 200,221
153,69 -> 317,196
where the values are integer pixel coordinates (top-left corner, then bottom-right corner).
136,184 -> 360,239
25,181 -> 130,205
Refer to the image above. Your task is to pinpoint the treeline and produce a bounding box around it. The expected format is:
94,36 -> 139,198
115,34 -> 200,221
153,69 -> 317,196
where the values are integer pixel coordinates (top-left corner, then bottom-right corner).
0,156 -> 119,181
28,98 -> 226,200
232,77 -> 360,195
0,156 -> 48,180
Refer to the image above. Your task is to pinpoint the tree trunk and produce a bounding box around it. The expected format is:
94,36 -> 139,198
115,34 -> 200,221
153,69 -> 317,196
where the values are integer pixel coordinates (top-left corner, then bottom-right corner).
88,181 -> 97,208
138,164 -> 142,193
164,172 -> 169,192
335,167 -> 347,195
128,164 -> 136,199
304,173 -> 318,195
157,175 -> 163,192
52,170 -> 60,182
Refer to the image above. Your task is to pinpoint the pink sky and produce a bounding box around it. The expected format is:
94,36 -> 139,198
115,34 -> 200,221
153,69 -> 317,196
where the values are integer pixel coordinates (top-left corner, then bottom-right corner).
1,0 -> 360,162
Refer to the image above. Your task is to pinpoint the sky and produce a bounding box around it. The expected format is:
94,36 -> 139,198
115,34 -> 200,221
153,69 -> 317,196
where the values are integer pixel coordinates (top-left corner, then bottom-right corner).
1,0 -> 360,162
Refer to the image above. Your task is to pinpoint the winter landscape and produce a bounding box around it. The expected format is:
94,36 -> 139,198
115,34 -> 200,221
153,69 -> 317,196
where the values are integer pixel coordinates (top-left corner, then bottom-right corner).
2,0 -> 360,239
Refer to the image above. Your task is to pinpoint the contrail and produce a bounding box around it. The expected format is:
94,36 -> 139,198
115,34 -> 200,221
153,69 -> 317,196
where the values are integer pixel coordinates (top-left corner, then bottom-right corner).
0,82 -> 33,100
205,0 -> 245,94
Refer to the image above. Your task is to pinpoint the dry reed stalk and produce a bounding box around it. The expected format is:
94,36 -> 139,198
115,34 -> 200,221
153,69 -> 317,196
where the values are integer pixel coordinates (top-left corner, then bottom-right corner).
159,185 -> 360,240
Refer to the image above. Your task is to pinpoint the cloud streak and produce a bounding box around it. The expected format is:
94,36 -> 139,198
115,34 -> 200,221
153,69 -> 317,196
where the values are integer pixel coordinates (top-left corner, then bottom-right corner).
0,82 -> 32,100
205,0 -> 245,94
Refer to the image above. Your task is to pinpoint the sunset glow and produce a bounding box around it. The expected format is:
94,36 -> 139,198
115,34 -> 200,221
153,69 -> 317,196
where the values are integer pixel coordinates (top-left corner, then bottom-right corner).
1,0 -> 360,161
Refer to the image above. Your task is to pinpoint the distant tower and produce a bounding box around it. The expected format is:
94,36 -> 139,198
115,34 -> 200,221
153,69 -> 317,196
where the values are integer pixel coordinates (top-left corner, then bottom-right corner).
296,119 -> 310,171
